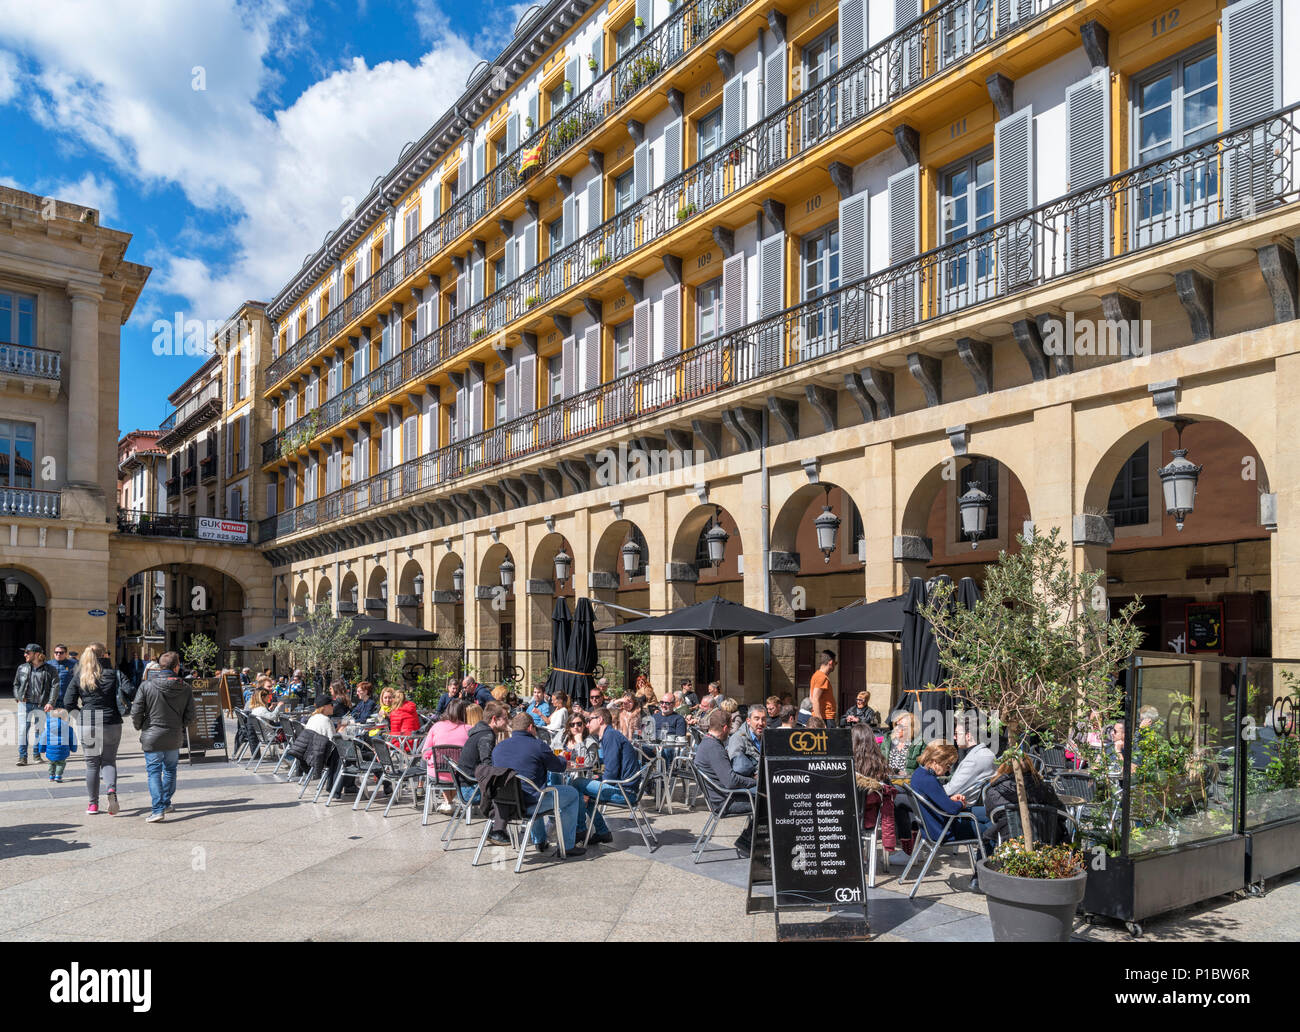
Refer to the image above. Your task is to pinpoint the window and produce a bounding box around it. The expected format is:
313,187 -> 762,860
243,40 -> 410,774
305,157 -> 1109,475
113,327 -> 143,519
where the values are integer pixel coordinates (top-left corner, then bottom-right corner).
938,149 -> 995,302
547,355 -> 563,403
547,218 -> 564,257
493,134 -> 508,168
616,20 -> 641,59
549,79 -> 569,116
957,458 -> 999,543
494,381 -> 506,426
403,204 -> 420,246
697,108 -> 723,160
1108,443 -> 1150,527
801,222 -> 840,353
613,320 -> 633,377
0,292 -> 36,349
1133,48 -> 1218,229
493,257 -> 506,292
614,170 -> 635,214
0,420 -> 35,488
801,28 -> 838,145
696,277 -> 722,343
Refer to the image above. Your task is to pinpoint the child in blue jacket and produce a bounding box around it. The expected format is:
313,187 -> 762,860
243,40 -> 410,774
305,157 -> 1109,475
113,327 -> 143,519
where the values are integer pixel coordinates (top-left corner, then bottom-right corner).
40,708 -> 78,782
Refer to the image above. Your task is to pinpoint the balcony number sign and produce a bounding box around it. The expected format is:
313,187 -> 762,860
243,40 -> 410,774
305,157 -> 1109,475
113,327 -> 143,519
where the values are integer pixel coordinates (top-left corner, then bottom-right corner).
746,727 -> 868,941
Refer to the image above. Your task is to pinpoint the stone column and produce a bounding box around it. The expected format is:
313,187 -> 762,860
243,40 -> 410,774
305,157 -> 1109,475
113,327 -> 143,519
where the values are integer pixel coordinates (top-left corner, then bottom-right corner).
66,284 -> 105,512
1271,354 -> 1300,660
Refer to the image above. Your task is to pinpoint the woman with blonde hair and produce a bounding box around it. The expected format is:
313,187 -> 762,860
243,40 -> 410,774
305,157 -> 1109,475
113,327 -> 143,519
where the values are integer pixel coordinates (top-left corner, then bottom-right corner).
887,711 -> 924,774
247,688 -> 284,724
63,642 -> 132,815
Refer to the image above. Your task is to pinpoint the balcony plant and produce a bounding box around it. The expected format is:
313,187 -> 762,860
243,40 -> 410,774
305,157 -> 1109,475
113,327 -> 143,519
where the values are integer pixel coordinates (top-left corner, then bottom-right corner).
634,15 -> 644,27
627,54 -> 663,90
591,254 -> 611,270
525,294 -> 542,309
921,526 -> 1143,942
470,327 -> 487,341
564,79 -> 574,94
588,57 -> 598,71
525,115 -> 534,129
677,201 -> 698,221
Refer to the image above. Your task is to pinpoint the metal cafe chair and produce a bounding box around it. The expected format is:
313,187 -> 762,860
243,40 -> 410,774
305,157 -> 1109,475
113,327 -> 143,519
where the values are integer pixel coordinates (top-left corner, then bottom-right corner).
689,766 -> 754,864
322,736 -> 369,808
580,762 -> 659,851
232,710 -> 255,764
664,740 -> 698,813
441,759 -> 483,850
471,773 -> 566,873
987,803 -> 1079,848
858,787 -> 893,889
895,786 -> 987,900
384,741 -> 429,817
422,745 -> 464,826
249,717 -> 283,774
363,737 -> 418,813
634,742 -> 669,812
276,717 -> 306,779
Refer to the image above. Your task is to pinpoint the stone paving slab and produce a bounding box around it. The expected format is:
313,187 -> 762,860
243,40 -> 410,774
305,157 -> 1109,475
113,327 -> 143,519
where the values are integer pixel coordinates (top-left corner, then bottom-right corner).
2,703 -> 1297,941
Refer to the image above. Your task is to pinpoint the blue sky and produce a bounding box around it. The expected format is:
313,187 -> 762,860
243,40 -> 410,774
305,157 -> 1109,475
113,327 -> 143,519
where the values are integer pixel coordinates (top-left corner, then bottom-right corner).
0,0 -> 532,433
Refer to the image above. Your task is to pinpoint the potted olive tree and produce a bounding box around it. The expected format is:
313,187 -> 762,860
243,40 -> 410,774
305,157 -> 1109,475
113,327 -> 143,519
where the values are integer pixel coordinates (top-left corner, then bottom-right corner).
923,526 -> 1143,941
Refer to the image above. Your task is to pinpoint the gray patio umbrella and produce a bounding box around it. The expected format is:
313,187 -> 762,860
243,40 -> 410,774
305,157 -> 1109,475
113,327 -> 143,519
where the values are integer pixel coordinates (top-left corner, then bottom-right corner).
758,593 -> 906,642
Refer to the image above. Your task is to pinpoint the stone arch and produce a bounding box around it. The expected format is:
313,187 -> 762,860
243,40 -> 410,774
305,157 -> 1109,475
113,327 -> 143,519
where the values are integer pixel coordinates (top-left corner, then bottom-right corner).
771,481 -> 866,560
293,578 -> 311,611
435,550 -> 464,592
365,565 -> 388,608
338,569 -> 359,607
592,519 -> 650,581
397,558 -> 424,597
396,558 -> 425,627
316,575 -> 333,610
529,531 -> 576,584
670,503 -> 744,568
478,542 -> 515,588
0,565 -> 51,606
111,561 -> 250,661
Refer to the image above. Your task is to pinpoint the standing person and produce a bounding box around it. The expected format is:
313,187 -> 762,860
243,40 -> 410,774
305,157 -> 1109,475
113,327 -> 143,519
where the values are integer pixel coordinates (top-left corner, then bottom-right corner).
64,642 -> 132,815
13,644 -> 58,765
51,645 -> 76,708
130,651 -> 194,822
39,708 -> 77,782
810,649 -> 837,728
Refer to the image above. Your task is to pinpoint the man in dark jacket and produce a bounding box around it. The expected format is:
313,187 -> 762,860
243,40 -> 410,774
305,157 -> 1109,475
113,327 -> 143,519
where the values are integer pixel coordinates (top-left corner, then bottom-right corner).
13,644 -> 58,765
695,708 -> 759,856
130,651 -> 194,822
491,714 -> 585,855
457,701 -> 509,843
569,706 -> 641,845
51,645 -> 76,707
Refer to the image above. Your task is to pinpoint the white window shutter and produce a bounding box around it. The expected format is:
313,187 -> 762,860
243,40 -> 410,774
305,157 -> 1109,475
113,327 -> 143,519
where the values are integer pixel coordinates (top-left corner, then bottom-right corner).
994,106 -> 1035,289
468,370 -> 484,435
721,251 -> 746,332
839,0 -> 867,65
663,119 -> 682,182
632,300 -> 651,369
764,47 -> 786,116
1223,0 -> 1281,216
505,236 -> 517,283
505,362 -> 518,422
561,335 -> 576,397
662,285 -> 681,356
1065,72 -> 1110,269
471,255 -> 484,304
239,415 -> 248,471
474,141 -> 485,183
586,177 -> 603,233
518,352 -> 536,413
405,413 -> 418,460
266,481 -> 277,516
456,268 -> 467,308
723,75 -> 742,144
566,58 -> 579,94
758,233 -> 784,317
428,182 -> 441,221
894,0 -> 921,93
838,188 -> 868,284
507,114 -> 519,156
887,164 -> 920,328
455,385 -> 468,440
524,222 -> 537,269
583,324 -> 601,389
562,194 -> 577,246
633,141 -> 649,201
996,0 -> 1034,32
528,93 -> 539,135
635,0 -> 652,31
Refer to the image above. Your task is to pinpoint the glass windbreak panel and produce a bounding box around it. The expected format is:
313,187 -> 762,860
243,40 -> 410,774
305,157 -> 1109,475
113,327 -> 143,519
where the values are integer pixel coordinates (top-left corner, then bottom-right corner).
1124,655 -> 1238,856
1242,659 -> 1300,828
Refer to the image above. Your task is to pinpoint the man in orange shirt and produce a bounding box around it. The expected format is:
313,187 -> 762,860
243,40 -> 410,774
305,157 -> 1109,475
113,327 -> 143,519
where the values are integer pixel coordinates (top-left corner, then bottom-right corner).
810,650 -> 837,727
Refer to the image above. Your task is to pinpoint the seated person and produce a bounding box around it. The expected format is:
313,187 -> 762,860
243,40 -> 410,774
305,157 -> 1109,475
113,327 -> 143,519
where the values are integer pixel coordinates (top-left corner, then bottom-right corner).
524,685 -> 551,729
694,708 -> 761,857
246,688 -> 283,724
853,723 -> 900,852
304,696 -> 334,738
491,714 -> 585,857
907,742 -> 989,840
727,705 -> 766,778
887,711 -> 924,775
569,706 -> 641,846
946,716 -> 996,799
843,691 -> 881,729
652,695 -> 687,739
458,701 -> 509,780
467,675 -> 493,709
546,692 -> 570,746
777,705 -> 797,728
679,680 -> 698,707
982,757 -> 1070,846
795,697 -> 814,726
764,696 -> 781,722
558,715 -> 599,766
338,681 -> 377,731
423,697 -> 471,814
436,678 -> 462,715
328,681 -> 352,719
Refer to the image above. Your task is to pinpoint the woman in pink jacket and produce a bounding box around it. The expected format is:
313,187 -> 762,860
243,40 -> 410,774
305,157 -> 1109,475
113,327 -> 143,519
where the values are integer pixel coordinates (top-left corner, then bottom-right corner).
422,697 -> 471,815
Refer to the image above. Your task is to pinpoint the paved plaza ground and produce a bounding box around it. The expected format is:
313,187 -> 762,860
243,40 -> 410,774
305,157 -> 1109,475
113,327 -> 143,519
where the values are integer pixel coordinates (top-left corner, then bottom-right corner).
2,702 -> 1297,942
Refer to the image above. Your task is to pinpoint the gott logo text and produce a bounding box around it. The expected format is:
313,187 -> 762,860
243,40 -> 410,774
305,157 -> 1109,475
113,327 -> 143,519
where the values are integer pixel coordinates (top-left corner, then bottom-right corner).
790,730 -> 828,754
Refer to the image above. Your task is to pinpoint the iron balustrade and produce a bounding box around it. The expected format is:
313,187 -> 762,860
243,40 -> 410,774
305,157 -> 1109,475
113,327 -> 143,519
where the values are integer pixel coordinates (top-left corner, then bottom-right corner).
117,509 -> 251,541
262,105 -> 1300,542
264,0 -> 754,392
0,487 -> 60,519
159,380 -> 221,432
263,0 -> 1071,463
0,344 -> 61,381
200,454 -> 218,480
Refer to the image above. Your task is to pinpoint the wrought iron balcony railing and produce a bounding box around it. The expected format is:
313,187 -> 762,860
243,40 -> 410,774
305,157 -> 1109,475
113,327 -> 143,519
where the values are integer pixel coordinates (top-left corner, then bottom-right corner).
0,487 -> 60,519
0,344 -> 61,381
263,0 -> 762,390
263,0 -> 1071,463
117,509 -> 251,542
200,454 -> 218,480
263,105 -> 1300,541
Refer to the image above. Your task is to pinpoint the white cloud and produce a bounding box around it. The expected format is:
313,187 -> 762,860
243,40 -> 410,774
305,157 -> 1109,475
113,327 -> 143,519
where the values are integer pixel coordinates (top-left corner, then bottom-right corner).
0,0 -> 482,322
0,50 -> 18,104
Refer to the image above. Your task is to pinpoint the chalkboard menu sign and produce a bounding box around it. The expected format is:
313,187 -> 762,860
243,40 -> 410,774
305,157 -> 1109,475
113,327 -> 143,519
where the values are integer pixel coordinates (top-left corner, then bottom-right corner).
762,727 -> 867,914
183,677 -> 229,765
1186,601 -> 1225,654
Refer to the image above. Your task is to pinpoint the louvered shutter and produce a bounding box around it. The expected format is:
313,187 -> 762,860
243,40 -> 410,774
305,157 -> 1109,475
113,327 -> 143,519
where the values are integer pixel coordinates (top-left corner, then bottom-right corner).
239,415 -> 248,472
1065,72 -> 1110,270
455,384 -> 468,440
723,75 -> 742,143
428,181 -> 441,221
633,141 -> 649,201
561,335 -> 576,397
456,267 -> 467,311
504,361 -> 517,422
425,397 -> 439,451
586,177 -> 603,233
562,193 -> 577,245
765,46 -> 787,160
474,141 -> 486,184
996,0 -> 1034,32
266,481 -> 277,516
523,221 -> 537,270
469,371 -> 484,434
887,164 -> 920,329
225,422 -> 234,477
1223,0 -> 1282,217
994,106 -> 1035,290
662,285 -> 681,356
507,114 -> 519,156
757,233 -> 784,374
721,251 -> 746,332
590,37 -> 602,76
839,0 -> 867,65
379,420 -> 391,472
528,93 -> 539,136
632,300 -> 651,369
505,236 -> 517,283
583,324 -> 601,389
471,255 -> 484,304
382,225 -> 393,263
663,119 -> 682,183
635,0 -> 652,31
839,189 -> 868,345
893,0 -> 921,95
518,351 -> 536,413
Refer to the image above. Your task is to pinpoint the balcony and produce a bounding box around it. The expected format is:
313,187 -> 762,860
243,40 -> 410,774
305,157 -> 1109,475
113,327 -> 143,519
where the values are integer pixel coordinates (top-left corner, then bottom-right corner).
157,381 -> 222,449
260,103 -> 1300,543
0,343 -> 61,398
200,454 -> 217,481
0,487 -> 60,519
165,476 -> 180,500
181,466 -> 197,492
117,509 -> 251,543
264,0 -> 1077,464
263,0 -> 758,392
